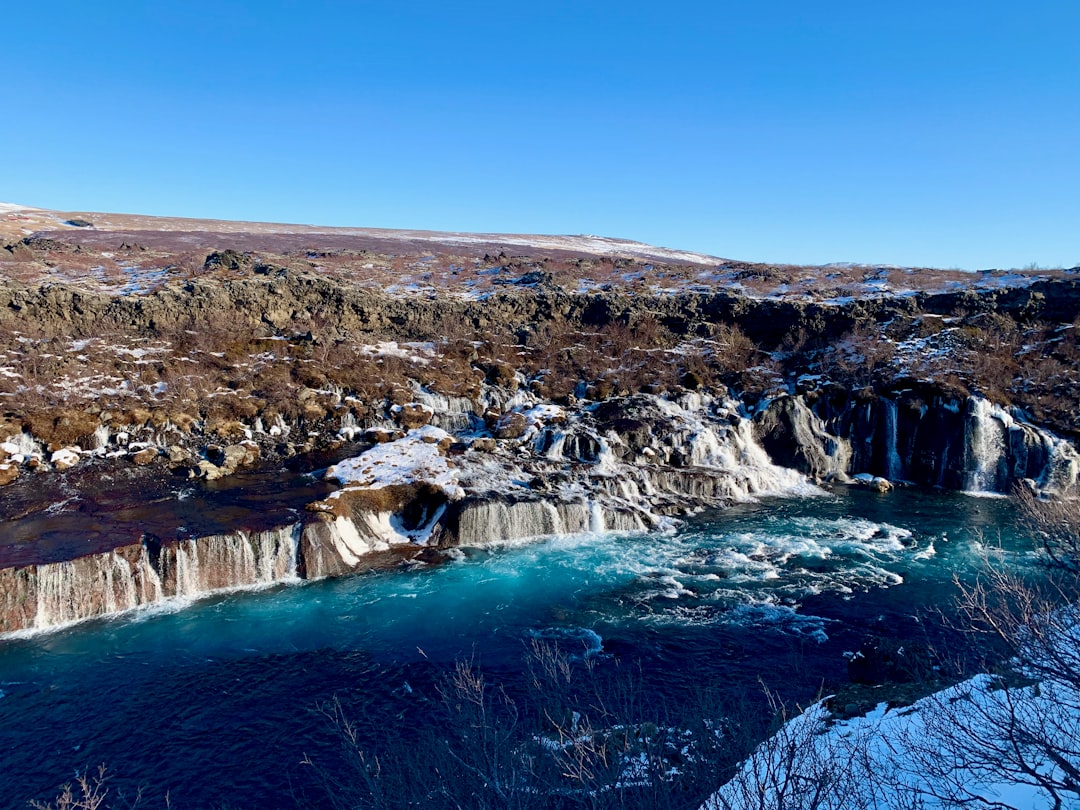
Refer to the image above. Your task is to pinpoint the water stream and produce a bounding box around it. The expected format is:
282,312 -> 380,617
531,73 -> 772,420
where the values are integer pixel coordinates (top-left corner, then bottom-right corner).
0,487 -> 1035,808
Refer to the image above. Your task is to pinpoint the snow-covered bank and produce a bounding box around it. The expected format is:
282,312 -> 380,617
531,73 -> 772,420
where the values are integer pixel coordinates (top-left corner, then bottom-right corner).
705,672 -> 1079,810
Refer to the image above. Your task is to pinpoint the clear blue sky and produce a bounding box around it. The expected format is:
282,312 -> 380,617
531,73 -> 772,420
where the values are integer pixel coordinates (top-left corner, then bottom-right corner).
2,1 -> 1077,269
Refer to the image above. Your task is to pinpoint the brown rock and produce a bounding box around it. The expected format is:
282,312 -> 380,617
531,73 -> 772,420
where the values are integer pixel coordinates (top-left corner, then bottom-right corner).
364,428 -> 404,444
196,460 -> 224,480
0,462 -> 18,486
394,403 -> 433,429
131,447 -> 159,466
167,445 -> 191,465
495,412 -> 527,440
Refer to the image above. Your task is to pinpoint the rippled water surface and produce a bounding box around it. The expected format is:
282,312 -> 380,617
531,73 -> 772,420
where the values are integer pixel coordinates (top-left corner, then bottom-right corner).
0,488 -> 1032,807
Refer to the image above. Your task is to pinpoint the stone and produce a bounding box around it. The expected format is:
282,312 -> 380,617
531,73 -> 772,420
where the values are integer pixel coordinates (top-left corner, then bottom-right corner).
495,412 -> 527,440
394,403 -> 434,429
131,447 -> 159,466
871,476 -> 893,493
0,462 -> 18,486
196,460 -> 224,481
50,447 -> 81,471
364,428 -> 403,444
167,445 -> 191,465
218,442 -> 260,475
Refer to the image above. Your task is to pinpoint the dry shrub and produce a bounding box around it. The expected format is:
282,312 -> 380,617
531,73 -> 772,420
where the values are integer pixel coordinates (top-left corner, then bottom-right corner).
22,408 -> 101,449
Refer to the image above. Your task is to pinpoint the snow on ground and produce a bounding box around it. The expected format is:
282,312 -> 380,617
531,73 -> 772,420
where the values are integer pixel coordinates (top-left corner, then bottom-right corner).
0,203 -> 42,214
435,232 -> 723,266
357,341 -> 438,365
325,426 -> 463,497
703,671 -> 1075,809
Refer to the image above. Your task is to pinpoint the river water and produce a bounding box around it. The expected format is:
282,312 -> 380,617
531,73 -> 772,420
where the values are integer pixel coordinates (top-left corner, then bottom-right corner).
0,487 -> 1034,808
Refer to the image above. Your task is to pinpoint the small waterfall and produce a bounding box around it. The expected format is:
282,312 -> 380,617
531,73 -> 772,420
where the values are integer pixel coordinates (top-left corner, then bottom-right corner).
3,525 -> 305,635
589,501 -> 606,533
722,419 -> 813,497
536,428 -> 568,460
339,412 -> 361,441
1,431 -> 40,463
27,547 -> 162,632
456,498 -> 565,545
91,424 -> 111,453
173,540 -> 202,596
689,428 -> 725,467
883,399 -> 902,481
414,389 -> 478,432
1038,433 -> 1080,494
964,398 -> 1007,493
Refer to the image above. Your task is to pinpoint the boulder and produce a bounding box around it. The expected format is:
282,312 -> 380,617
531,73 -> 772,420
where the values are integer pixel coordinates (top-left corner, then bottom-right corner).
0,462 -> 18,486
394,403 -> 434,429
219,442 -> 260,474
364,428 -> 404,444
494,412 -> 527,440
196,460 -> 224,481
167,445 -> 192,466
131,447 -> 159,466
50,447 -> 81,471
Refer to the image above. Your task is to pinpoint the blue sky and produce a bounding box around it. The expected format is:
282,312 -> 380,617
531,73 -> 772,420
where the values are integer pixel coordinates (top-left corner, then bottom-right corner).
2,1 -> 1077,269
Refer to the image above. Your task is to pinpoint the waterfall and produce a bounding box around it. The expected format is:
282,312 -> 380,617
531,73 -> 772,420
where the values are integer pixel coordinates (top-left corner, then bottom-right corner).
883,399 -> 902,481
457,498 -> 565,545
91,424 -> 111,453
964,398 -> 1008,493
537,428 -> 568,460
413,389 -> 478,432
1038,433 -> 1080,494
339,412 -> 361,441
27,547 -> 162,632
1,525 -> 303,636
589,501 -> 606,533
1,431 -> 40,463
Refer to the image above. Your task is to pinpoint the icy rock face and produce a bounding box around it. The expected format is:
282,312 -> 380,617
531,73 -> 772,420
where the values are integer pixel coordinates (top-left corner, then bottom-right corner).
0,525 -> 300,634
754,396 -> 852,479
754,393 -> 1079,495
441,391 -> 818,548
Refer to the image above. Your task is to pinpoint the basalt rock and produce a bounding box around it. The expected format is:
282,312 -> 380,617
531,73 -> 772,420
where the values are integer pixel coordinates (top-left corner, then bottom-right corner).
754,391 -> 1079,494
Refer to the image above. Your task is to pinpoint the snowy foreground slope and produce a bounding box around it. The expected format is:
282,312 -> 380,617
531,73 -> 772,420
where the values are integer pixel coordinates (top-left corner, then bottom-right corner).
704,671 -> 1079,809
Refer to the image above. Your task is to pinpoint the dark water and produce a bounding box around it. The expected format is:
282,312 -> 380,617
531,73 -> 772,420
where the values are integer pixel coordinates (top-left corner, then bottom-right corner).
0,488 -> 1033,808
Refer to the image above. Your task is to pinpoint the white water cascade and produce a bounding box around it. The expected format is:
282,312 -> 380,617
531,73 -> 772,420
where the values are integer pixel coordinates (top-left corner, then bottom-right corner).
883,398 -> 903,481
0,525 -> 302,635
455,497 -> 645,546
964,398 -> 1008,493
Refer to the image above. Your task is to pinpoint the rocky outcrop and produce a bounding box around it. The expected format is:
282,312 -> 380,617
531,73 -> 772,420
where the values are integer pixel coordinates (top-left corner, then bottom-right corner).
753,392 -> 1080,494
2,271 -> 1076,348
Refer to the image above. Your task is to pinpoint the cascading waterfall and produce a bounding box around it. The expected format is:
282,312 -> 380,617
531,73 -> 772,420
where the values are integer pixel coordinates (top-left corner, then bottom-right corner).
589,500 -> 606,533
883,398 -> 902,481
1,430 -> 41,462
339,412 -> 360,440
964,398 -> 1007,493
91,424 -> 111,453
414,389 -> 478,432
1038,434 -> 1080,494
3,525 -> 303,635
457,499 -> 563,544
